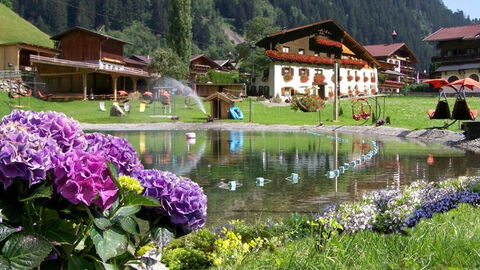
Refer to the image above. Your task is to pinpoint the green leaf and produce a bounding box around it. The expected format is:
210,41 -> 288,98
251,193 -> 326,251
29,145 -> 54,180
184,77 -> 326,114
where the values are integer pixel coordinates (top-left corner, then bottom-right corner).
112,205 -> 141,218
118,216 -> 139,235
0,255 -> 10,269
107,162 -> 119,185
124,193 -> 161,207
151,227 -> 174,248
0,224 -> 17,242
67,255 -> 94,270
89,227 -> 127,262
1,233 -> 52,270
94,217 -> 112,231
39,220 -> 75,244
19,183 -> 52,202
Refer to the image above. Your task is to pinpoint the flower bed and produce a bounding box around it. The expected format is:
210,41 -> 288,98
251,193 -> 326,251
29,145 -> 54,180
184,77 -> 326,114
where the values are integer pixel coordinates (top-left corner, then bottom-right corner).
0,110 -> 207,269
314,74 -> 325,83
319,176 -> 480,234
315,37 -> 343,49
265,50 -> 335,66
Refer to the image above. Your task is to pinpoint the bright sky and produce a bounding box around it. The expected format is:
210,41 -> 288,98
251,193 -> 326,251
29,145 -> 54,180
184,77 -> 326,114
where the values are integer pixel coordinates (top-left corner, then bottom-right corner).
443,0 -> 480,19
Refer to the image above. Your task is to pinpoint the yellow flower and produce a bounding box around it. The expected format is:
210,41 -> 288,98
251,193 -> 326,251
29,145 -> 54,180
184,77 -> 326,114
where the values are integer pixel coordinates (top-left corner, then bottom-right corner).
118,175 -> 144,194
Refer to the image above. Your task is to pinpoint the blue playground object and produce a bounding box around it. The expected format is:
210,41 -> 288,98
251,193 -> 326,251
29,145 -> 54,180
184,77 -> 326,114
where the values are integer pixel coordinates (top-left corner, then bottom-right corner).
229,106 -> 244,120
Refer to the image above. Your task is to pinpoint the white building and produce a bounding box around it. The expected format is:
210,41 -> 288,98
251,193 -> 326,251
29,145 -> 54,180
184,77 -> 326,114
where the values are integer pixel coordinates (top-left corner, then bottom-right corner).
253,20 -> 379,101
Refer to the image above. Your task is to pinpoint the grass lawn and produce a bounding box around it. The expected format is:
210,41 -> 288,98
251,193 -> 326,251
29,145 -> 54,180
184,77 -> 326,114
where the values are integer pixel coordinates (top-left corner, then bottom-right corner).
1,91 -> 479,131
237,203 -> 480,270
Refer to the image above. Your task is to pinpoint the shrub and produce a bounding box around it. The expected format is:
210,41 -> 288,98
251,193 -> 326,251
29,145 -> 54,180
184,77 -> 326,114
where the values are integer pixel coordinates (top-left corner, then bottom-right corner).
0,110 -> 207,269
291,94 -> 325,112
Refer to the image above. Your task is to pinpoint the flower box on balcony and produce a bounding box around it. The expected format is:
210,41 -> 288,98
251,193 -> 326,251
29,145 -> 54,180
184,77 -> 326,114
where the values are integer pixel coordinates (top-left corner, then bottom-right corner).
315,37 -> 343,49
347,75 -> 354,82
283,74 -> 293,82
314,74 -> 325,83
355,76 -> 361,82
300,76 -> 309,83
364,77 -> 369,82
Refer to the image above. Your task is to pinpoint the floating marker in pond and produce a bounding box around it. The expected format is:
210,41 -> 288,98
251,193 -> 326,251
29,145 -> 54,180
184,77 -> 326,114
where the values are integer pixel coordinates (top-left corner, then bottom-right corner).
291,173 -> 299,181
228,181 -> 237,191
356,159 -> 362,165
327,171 -> 336,178
256,177 -> 264,187
343,163 -> 350,170
350,161 -> 356,167
333,169 -> 340,177
339,166 -> 345,173
361,155 -> 366,162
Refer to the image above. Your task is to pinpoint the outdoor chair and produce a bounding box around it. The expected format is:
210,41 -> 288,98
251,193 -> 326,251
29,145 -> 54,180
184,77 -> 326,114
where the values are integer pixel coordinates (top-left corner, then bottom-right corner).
37,90 -> 53,100
99,101 -> 106,112
452,99 -> 477,120
124,102 -> 130,113
139,103 -> 146,113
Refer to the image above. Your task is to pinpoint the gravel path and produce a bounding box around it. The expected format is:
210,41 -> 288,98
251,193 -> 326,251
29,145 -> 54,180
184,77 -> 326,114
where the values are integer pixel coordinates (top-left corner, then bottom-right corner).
80,122 -> 480,153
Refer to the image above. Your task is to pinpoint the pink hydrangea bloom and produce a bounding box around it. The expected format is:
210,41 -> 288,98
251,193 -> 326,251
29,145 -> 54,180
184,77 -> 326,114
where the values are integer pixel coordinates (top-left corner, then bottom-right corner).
54,149 -> 118,210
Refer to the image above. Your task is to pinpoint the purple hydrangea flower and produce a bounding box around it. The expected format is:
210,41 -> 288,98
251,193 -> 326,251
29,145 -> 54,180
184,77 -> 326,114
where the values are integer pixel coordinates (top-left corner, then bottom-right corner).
86,133 -> 143,176
0,123 -> 59,189
54,149 -> 118,210
132,169 -> 207,231
1,110 -> 87,154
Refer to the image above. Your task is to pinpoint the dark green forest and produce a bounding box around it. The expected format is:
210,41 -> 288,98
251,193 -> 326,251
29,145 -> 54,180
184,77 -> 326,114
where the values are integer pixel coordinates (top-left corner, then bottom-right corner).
6,0 -> 479,70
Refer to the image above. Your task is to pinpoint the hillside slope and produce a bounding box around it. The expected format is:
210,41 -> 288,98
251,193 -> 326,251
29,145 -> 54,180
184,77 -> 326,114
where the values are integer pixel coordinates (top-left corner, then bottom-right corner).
0,3 -> 53,47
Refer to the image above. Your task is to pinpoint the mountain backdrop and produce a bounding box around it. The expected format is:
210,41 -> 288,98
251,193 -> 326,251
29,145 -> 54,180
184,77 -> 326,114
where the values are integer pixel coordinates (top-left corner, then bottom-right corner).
3,0 -> 479,70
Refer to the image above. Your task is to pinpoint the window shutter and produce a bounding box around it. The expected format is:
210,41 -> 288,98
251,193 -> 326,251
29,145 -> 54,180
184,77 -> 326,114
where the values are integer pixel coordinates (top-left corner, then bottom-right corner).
306,69 -> 310,76
281,87 -> 285,96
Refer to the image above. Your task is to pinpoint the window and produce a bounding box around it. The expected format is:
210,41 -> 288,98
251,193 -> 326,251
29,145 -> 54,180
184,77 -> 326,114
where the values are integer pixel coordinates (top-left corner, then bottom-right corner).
298,49 -> 305,55
282,46 -> 290,53
282,67 -> 293,75
315,69 -> 323,75
299,68 -> 309,76
314,52 -> 319,57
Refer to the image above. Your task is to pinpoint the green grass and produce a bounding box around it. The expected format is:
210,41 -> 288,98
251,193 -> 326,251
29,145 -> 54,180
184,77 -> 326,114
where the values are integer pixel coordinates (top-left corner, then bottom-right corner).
1,92 -> 479,131
236,203 -> 480,270
0,4 -> 53,47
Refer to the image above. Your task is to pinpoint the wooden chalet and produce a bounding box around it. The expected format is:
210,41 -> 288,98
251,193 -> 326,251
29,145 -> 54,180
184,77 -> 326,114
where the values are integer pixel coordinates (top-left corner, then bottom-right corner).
205,92 -> 238,119
424,24 -> 480,83
0,42 -> 58,73
364,43 -> 418,93
214,59 -> 237,71
30,27 -> 150,100
254,19 -> 380,100
189,54 -> 222,78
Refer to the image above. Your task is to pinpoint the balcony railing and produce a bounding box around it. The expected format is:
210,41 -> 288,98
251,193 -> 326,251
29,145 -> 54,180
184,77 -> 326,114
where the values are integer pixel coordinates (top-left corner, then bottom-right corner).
431,54 -> 480,63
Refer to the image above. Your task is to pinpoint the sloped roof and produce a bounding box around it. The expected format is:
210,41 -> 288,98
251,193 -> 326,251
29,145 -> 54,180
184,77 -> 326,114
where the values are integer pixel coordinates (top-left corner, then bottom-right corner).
256,19 -> 380,67
51,26 -> 132,45
124,57 -> 147,66
190,54 -> 222,69
214,60 -> 229,66
132,55 -> 151,65
364,43 -> 418,63
423,24 -> 480,42
204,92 -> 235,103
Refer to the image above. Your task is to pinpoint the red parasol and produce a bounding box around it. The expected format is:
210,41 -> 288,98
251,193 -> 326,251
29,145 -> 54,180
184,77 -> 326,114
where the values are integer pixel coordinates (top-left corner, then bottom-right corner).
447,78 -> 480,91
422,78 -> 449,89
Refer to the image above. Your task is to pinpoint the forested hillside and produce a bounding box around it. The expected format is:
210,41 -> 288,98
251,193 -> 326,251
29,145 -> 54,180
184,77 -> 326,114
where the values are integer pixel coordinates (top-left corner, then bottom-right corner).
5,0 -> 479,70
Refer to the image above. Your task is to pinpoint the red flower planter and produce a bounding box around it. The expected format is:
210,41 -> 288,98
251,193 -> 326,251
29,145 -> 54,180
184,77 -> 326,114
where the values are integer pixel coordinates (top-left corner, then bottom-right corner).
355,76 -> 361,82
371,77 -> 376,83
315,37 -> 343,49
266,50 -> 335,66
300,76 -> 309,83
283,74 -> 293,82
347,75 -> 354,82
314,74 -> 325,83
364,77 -> 369,82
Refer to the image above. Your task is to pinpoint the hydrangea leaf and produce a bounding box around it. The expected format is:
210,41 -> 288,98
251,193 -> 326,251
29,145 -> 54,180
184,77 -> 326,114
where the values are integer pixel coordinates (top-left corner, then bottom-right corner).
118,216 -> 139,235
124,193 -> 161,207
67,255 -> 94,270
89,226 -> 127,262
112,206 -> 141,219
39,220 -> 75,244
0,224 -> 17,242
0,255 -> 10,268
19,183 -> 52,202
93,217 -> 112,231
107,162 -> 119,186
1,233 -> 52,270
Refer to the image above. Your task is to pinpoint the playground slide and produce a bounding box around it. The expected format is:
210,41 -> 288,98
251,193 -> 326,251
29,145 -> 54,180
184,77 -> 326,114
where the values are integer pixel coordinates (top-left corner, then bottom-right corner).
229,106 -> 244,120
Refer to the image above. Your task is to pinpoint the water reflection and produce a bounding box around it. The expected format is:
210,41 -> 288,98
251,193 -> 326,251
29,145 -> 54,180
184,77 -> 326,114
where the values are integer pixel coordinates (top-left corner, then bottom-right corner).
108,130 -> 480,227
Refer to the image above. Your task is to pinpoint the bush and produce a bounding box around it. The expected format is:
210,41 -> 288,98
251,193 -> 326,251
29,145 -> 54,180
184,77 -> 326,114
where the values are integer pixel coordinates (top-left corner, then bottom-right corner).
197,70 -> 239,84
291,94 -> 325,112
404,83 -> 433,92
161,247 -> 211,270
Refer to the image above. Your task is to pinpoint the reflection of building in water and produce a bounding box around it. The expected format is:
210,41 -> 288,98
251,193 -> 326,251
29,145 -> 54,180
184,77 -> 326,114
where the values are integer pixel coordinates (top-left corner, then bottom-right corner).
207,130 -> 245,165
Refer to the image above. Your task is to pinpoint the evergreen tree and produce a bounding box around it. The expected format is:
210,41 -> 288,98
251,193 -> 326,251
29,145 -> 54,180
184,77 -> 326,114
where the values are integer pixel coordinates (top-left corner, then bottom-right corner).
167,0 -> 192,62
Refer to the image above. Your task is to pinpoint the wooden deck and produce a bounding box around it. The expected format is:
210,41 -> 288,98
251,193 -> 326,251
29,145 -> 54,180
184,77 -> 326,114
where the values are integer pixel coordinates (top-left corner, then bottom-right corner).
47,93 -> 84,101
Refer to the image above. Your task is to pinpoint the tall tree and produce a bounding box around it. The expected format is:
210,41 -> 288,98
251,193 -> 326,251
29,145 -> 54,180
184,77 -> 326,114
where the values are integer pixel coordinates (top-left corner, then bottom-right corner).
167,0 -> 192,62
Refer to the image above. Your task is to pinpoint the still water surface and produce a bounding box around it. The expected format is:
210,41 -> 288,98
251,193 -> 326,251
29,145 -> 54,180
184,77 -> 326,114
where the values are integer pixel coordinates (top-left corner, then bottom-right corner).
107,130 -> 480,227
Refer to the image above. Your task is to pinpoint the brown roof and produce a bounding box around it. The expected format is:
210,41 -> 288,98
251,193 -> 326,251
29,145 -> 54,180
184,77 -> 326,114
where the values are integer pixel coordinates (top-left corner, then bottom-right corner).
256,19 -> 380,67
51,26 -> 132,45
364,43 -> 418,63
131,55 -> 151,65
204,92 -> 235,103
124,57 -> 147,66
189,54 -> 222,69
423,24 -> 480,42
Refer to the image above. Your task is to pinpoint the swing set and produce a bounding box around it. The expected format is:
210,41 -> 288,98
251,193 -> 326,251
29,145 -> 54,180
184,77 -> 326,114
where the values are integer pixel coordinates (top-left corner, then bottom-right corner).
425,78 -> 480,129
351,97 -> 372,121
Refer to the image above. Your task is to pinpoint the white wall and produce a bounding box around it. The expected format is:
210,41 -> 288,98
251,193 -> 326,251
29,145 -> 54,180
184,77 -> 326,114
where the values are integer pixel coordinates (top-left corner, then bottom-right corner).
253,62 -> 378,100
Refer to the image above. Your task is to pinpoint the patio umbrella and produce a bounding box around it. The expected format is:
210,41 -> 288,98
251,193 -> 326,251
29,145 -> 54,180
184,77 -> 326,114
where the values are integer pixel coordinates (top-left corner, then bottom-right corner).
447,78 -> 480,91
422,78 -> 449,89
